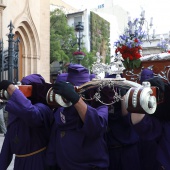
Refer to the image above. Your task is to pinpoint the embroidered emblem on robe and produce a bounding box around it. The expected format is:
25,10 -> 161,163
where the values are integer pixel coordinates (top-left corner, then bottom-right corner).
60,131 -> 65,138
60,112 -> 66,123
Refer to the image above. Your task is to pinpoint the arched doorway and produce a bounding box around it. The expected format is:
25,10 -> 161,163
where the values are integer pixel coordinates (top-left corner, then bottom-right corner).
14,21 -> 40,81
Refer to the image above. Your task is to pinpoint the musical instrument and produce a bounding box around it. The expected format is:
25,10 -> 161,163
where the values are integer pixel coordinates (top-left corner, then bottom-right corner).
0,78 -> 157,114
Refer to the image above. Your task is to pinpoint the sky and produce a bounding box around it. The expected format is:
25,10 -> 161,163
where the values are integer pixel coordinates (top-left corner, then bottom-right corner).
63,0 -> 170,35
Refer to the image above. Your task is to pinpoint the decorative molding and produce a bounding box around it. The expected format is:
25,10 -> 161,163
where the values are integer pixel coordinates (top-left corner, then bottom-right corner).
0,4 -> 6,10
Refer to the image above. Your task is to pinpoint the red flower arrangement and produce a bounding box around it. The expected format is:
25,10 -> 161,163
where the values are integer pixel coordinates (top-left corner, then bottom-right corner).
73,51 -> 86,56
115,45 -> 142,69
114,17 -> 146,69
116,45 -> 142,60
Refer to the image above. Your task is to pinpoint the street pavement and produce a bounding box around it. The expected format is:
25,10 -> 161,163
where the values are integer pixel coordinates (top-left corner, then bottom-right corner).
0,134 -> 14,169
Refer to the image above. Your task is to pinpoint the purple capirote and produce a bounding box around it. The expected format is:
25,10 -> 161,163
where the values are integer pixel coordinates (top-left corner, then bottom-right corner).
89,74 -> 96,80
140,68 -> 154,84
56,73 -> 68,82
21,74 -> 45,85
67,64 -> 90,86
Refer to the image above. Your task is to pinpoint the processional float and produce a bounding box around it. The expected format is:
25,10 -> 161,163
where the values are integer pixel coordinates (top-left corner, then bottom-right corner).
1,52 -> 170,114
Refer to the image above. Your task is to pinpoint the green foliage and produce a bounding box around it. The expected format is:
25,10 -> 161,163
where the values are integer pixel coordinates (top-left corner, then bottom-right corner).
50,9 -> 112,70
80,49 -> 96,71
50,9 -> 77,64
50,9 -> 96,70
123,59 -> 141,69
90,11 -> 110,63
105,55 -> 110,65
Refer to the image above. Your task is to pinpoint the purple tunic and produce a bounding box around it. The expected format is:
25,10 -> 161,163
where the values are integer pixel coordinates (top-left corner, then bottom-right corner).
0,89 -> 53,170
133,115 -> 170,169
107,104 -> 140,170
46,105 -> 109,170
102,74 -> 141,169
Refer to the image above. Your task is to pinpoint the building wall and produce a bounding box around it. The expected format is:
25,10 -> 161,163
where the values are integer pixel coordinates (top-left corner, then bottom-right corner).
92,5 -> 128,35
1,0 -> 50,82
92,0 -> 164,56
50,0 -> 77,13
83,9 -> 91,52
67,10 -> 91,52
67,1 -> 129,56
91,1 -> 128,42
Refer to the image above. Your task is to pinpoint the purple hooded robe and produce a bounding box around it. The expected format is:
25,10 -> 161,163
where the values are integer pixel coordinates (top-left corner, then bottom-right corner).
56,73 -> 68,83
107,105 -> 141,170
104,74 -> 141,170
47,105 -> 109,170
140,68 -> 154,84
134,114 -> 170,169
46,64 -> 109,169
0,74 -> 54,170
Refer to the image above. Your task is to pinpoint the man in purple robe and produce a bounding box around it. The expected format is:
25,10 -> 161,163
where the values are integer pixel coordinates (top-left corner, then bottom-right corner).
140,68 -> 154,84
105,74 -> 141,170
46,64 -> 109,170
0,74 -> 54,170
137,68 -> 159,170
126,76 -> 170,169
55,73 -> 68,83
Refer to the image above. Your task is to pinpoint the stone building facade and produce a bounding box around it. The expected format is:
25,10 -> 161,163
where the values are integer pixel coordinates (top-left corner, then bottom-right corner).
0,0 -> 50,82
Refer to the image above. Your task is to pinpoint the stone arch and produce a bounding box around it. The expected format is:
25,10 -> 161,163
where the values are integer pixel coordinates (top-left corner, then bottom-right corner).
13,15 -> 40,80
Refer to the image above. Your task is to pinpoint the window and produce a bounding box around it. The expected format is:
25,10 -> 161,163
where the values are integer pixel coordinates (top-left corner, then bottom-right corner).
74,16 -> 82,26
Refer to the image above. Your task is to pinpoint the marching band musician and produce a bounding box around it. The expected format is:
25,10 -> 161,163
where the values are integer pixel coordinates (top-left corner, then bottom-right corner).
46,64 -> 109,170
0,74 -> 54,170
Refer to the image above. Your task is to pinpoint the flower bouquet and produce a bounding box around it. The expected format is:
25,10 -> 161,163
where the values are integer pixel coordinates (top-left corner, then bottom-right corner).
114,18 -> 146,69
157,35 -> 170,53
115,45 -> 142,69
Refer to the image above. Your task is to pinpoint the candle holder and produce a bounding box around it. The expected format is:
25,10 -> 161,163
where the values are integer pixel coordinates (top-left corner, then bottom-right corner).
127,10 -> 155,43
138,9 -> 156,42
157,34 -> 170,52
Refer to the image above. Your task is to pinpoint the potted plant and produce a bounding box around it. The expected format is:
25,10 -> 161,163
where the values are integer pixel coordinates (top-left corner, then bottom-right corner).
73,51 -> 86,61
